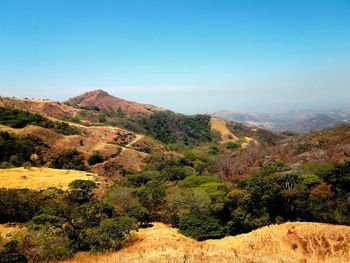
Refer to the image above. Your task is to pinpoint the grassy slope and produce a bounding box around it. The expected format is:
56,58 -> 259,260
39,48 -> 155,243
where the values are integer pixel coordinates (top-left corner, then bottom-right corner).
211,117 -> 239,143
210,117 -> 258,148
0,167 -> 96,190
61,222 -> 350,263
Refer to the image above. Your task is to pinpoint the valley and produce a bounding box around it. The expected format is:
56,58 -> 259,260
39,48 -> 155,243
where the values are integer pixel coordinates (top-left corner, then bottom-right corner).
2,1 -> 349,262
0,90 -> 350,263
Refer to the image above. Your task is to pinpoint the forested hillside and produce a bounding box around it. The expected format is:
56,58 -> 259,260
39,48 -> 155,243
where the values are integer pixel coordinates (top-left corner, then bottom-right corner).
1,94 -> 350,262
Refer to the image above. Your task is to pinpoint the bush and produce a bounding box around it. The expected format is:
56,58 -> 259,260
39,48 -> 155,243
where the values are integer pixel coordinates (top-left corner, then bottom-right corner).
19,230 -> 73,262
162,166 -> 196,181
179,212 -> 224,240
88,151 -> 105,165
208,146 -> 220,155
66,180 -> 97,205
1,240 -> 27,263
0,189 -> 44,223
225,141 -> 240,151
50,149 -> 87,171
84,217 -> 137,252
127,171 -> 161,187
299,162 -> 334,176
180,175 -> 218,188
0,132 -> 46,167
135,181 -> 166,215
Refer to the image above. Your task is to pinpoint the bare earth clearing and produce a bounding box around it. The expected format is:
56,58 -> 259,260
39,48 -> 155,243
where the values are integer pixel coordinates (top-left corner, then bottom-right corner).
60,222 -> 350,263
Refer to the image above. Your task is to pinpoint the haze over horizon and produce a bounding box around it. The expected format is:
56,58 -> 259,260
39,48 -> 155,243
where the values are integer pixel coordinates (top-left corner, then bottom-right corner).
1,0 -> 349,114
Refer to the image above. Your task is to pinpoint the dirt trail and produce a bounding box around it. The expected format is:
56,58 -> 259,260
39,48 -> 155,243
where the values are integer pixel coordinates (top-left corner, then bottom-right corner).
120,134 -> 144,153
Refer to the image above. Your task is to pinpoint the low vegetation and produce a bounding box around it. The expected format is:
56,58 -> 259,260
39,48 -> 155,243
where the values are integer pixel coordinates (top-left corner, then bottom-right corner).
87,151 -> 105,166
0,106 -> 80,135
103,158 -> 350,243
50,150 -> 87,171
0,180 -> 138,262
0,131 -> 47,168
1,97 -> 350,262
138,111 -> 212,145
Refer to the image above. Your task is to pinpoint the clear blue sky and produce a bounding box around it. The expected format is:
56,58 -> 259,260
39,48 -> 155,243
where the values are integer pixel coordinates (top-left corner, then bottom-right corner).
0,0 -> 349,113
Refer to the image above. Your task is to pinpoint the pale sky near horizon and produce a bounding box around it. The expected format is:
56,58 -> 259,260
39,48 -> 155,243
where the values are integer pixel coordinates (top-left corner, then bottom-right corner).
0,0 -> 349,114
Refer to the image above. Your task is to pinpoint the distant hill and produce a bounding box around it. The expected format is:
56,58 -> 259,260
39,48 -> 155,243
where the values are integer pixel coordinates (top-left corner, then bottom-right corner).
65,89 -> 161,116
0,92 -> 282,177
278,114 -> 346,133
210,109 -> 350,133
217,124 -> 350,180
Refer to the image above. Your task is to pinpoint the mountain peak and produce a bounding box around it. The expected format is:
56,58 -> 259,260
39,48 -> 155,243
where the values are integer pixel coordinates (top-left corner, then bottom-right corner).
88,89 -> 110,95
78,89 -> 111,99
66,89 -> 160,116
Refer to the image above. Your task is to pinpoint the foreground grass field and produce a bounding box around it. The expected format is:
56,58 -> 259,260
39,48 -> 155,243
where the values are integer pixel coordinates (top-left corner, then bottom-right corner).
60,221 -> 350,263
0,167 -> 96,190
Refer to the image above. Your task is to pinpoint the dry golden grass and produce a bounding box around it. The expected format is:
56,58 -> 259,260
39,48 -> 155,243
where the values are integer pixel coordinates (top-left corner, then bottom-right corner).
113,147 -> 148,171
0,224 -> 26,239
59,221 -> 350,263
211,118 -> 239,143
0,167 -> 96,190
241,136 -> 258,148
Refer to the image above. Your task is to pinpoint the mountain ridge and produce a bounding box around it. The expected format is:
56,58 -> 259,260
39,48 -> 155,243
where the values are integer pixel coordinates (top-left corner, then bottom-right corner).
210,109 -> 350,133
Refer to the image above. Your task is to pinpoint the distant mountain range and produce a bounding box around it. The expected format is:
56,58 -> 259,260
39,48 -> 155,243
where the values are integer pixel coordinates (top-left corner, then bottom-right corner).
210,109 -> 350,133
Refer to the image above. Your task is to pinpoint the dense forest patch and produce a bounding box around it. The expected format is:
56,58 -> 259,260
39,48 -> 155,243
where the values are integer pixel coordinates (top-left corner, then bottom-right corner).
137,111 -> 212,145
0,180 -> 138,262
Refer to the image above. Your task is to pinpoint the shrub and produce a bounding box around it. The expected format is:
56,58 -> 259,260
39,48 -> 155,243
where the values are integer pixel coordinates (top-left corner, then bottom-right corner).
208,146 -> 220,155
299,162 -> 334,176
179,212 -> 224,240
127,171 -> 161,187
162,166 -> 196,181
225,141 -> 240,151
0,240 -> 27,263
0,131 -> 46,167
88,151 -> 105,165
180,175 -> 218,188
19,230 -> 73,262
66,180 -> 97,204
50,149 -> 87,171
135,181 -> 166,215
0,189 -> 44,223
84,217 -> 137,252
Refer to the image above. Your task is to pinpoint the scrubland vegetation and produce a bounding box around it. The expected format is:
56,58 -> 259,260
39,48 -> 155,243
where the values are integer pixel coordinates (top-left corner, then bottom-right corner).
0,180 -> 138,262
1,101 -> 350,262
0,131 -> 47,168
0,107 -> 80,135
105,157 -> 350,241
